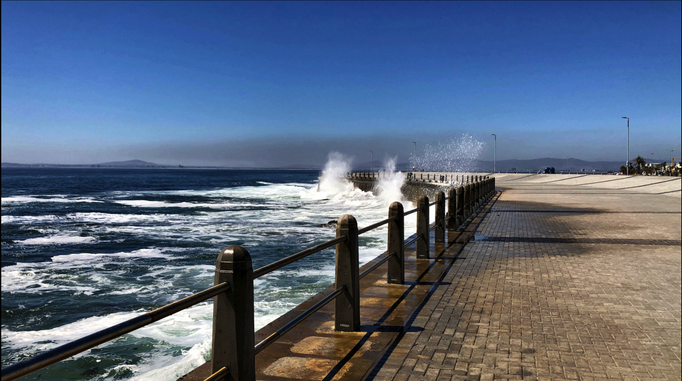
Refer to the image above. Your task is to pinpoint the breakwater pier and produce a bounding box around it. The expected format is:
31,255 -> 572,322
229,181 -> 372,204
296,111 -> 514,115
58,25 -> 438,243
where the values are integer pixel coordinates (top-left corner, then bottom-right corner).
2,173 -> 680,381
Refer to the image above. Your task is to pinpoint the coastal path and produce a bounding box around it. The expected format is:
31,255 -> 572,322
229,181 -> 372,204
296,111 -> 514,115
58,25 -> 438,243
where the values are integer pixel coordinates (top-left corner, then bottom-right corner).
369,175 -> 681,381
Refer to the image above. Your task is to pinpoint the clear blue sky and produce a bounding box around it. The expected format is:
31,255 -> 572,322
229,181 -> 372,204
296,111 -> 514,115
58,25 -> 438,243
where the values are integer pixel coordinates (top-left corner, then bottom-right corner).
2,1 -> 680,167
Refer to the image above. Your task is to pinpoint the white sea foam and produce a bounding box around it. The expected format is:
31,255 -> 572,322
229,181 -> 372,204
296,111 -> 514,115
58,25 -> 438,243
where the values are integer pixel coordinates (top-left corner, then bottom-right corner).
19,235 -> 97,245
125,340 -> 211,381
3,310 -> 147,351
0,249 -> 185,295
114,200 -> 263,209
2,160 -> 443,380
1,196 -> 102,204
51,248 -> 172,263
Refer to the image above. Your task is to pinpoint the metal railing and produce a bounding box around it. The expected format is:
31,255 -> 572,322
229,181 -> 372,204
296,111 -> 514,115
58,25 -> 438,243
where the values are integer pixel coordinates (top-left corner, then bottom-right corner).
348,171 -> 483,185
2,176 -> 497,381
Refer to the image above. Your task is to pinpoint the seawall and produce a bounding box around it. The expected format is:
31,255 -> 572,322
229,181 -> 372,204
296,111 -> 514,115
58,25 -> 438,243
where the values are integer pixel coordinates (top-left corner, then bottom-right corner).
349,172 -> 681,200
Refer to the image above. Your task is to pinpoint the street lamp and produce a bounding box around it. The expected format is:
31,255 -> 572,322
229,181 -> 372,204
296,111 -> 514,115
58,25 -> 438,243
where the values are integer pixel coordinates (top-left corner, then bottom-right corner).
370,150 -> 373,173
491,134 -> 496,173
412,141 -> 417,171
622,117 -> 629,175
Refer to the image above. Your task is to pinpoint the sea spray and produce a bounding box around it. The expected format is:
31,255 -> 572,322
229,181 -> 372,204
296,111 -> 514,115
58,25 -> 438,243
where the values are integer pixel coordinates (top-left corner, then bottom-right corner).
410,134 -> 485,172
374,157 -> 410,208
311,152 -> 364,200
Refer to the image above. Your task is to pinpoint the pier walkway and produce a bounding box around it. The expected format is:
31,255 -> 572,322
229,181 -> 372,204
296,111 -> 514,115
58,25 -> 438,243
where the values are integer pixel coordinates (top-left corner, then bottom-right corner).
369,177 -> 681,381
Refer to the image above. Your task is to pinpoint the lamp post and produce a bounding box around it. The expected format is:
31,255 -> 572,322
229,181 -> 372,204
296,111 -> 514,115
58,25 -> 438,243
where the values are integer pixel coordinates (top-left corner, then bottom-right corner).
370,150 -> 373,173
622,117 -> 629,175
412,141 -> 417,171
491,134 -> 496,173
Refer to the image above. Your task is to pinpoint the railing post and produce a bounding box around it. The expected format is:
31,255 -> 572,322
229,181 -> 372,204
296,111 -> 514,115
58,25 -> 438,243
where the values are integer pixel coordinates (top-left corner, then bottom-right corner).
387,202 -> 404,284
472,182 -> 477,212
472,180 -> 476,210
457,185 -> 464,228
435,191 -> 445,243
335,214 -> 359,332
212,246 -> 255,380
417,195 -> 429,259
465,183 -> 472,219
447,188 -> 456,230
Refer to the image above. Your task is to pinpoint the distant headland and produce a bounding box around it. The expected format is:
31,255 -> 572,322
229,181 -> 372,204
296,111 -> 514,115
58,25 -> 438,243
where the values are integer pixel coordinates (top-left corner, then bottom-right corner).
1,158 -> 643,172
0,160 -> 323,171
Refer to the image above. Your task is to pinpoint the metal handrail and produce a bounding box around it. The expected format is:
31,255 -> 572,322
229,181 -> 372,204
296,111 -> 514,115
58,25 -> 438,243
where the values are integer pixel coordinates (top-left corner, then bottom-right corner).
358,216 -> 395,235
404,233 -> 423,247
254,285 -> 347,354
1,281 -> 231,381
253,235 -> 347,279
204,366 -> 230,381
404,207 -> 418,216
359,251 -> 396,279
3,174 -> 479,380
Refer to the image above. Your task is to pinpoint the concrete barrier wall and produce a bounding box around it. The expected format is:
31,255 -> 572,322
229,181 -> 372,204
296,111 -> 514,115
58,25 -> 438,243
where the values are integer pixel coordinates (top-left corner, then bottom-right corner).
348,172 -> 680,199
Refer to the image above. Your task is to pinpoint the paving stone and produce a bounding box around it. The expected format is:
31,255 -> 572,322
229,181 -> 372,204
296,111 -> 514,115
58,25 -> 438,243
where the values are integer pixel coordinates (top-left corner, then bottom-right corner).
367,180 -> 681,381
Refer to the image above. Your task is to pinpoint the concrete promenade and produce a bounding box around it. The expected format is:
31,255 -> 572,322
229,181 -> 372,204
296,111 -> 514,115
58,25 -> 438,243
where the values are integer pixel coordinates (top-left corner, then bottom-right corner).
370,176 -> 681,381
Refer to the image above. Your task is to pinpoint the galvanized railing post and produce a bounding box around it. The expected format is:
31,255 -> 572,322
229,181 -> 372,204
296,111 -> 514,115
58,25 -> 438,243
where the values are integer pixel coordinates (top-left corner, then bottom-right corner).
335,214 -> 359,331
387,202 -> 404,284
435,191 -> 445,243
417,195 -> 429,259
447,188 -> 456,230
212,246 -> 255,381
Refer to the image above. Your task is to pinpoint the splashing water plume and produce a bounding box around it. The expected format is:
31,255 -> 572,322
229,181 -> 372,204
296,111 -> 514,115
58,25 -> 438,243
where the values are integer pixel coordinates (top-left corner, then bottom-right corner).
410,134 -> 485,172
311,152 -> 412,210
375,157 -> 409,206
314,152 -> 357,199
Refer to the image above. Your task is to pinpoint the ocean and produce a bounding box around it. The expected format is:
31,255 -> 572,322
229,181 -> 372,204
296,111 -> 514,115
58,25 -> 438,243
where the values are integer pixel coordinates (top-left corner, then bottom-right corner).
1,166 -> 419,380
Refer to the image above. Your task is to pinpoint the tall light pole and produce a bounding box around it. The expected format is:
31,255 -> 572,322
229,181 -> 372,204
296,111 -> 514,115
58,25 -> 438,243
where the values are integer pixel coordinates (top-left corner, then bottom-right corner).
412,141 -> 417,171
370,150 -> 373,173
491,134 -> 496,173
622,117 -> 629,175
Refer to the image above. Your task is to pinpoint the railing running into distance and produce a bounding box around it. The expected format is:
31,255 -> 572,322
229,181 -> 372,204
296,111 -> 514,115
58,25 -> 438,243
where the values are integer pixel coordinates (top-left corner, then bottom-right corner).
1,175 -> 497,381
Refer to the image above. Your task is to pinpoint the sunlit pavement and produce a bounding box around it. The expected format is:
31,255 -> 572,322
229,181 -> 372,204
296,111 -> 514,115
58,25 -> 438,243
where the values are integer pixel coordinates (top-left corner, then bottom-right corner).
369,178 -> 681,381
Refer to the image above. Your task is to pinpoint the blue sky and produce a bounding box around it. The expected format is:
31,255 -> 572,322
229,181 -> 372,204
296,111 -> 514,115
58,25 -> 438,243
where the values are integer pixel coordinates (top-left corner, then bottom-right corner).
2,1 -> 680,167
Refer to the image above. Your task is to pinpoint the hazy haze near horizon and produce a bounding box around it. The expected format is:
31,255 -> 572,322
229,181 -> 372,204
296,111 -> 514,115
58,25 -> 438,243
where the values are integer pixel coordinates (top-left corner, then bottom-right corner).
2,2 -> 680,167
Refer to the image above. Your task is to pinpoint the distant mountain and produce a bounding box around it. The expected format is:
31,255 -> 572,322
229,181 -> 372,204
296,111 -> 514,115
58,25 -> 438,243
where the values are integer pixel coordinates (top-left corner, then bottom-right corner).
1,159 -> 164,168
2,157 -> 664,172
96,160 -> 161,167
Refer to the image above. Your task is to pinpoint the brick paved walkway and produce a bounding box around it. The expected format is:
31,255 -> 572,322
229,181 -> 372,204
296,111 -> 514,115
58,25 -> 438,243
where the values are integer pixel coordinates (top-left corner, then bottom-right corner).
369,183 -> 681,381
